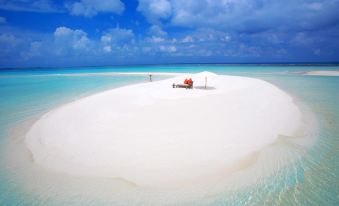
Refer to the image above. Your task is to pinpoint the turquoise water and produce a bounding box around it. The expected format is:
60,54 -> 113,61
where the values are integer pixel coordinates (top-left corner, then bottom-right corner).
0,65 -> 338,205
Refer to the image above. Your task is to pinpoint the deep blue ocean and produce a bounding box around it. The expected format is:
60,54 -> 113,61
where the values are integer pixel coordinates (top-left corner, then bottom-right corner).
0,65 -> 338,205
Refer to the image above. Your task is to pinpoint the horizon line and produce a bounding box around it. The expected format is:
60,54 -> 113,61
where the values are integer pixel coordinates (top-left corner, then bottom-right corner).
1,62 -> 339,70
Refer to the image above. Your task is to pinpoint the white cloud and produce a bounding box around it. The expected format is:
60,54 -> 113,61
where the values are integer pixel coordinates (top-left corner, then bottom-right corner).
182,35 -> 193,43
101,35 -> 112,44
103,45 -> 112,53
147,36 -> 165,43
66,0 -> 125,17
137,0 -> 172,23
54,27 -> 73,36
0,16 -> 7,24
221,35 -> 231,42
137,0 -> 339,33
0,32 -> 27,62
149,25 -> 167,36
188,28 -> 230,43
159,45 -> 176,53
168,0 -> 252,28
0,0 -> 62,13
21,41 -> 42,60
100,28 -> 134,44
0,33 -> 21,47
137,0 -> 260,30
54,26 -> 91,54
100,27 -> 135,53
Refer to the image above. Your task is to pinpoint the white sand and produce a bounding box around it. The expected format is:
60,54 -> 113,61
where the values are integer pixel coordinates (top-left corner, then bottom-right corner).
25,72 -> 301,188
304,70 -> 339,76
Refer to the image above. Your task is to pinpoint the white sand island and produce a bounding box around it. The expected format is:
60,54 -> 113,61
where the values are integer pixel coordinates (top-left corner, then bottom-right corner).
26,72 -> 301,188
304,70 -> 339,76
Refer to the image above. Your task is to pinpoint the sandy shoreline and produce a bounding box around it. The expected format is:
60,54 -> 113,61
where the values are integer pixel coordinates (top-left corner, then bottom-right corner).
25,71 -> 302,188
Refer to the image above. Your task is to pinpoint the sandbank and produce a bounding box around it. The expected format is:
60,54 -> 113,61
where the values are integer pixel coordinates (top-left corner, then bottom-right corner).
304,70 -> 339,76
25,72 -> 302,188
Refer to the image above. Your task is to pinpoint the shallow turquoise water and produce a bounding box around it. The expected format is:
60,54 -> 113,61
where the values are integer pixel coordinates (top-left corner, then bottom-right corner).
0,65 -> 338,205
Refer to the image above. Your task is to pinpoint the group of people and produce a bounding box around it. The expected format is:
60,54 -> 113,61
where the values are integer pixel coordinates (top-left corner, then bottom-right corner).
172,78 -> 194,89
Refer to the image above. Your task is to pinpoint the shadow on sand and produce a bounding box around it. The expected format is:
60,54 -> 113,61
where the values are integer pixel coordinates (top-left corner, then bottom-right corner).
194,86 -> 216,90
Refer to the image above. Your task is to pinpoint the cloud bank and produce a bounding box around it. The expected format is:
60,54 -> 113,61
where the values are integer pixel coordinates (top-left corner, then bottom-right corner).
0,0 -> 338,67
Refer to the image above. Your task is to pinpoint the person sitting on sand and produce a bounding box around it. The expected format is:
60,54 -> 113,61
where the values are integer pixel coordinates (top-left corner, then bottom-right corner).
184,78 -> 189,84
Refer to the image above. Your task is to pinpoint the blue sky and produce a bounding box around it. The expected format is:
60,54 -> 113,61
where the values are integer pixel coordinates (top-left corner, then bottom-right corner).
0,0 -> 338,67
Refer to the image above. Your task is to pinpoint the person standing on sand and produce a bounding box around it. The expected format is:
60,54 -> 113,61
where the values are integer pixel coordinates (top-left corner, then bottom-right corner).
149,74 -> 153,82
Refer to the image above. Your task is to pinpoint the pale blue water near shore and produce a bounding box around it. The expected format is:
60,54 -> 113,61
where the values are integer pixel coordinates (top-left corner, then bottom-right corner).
0,65 -> 338,205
